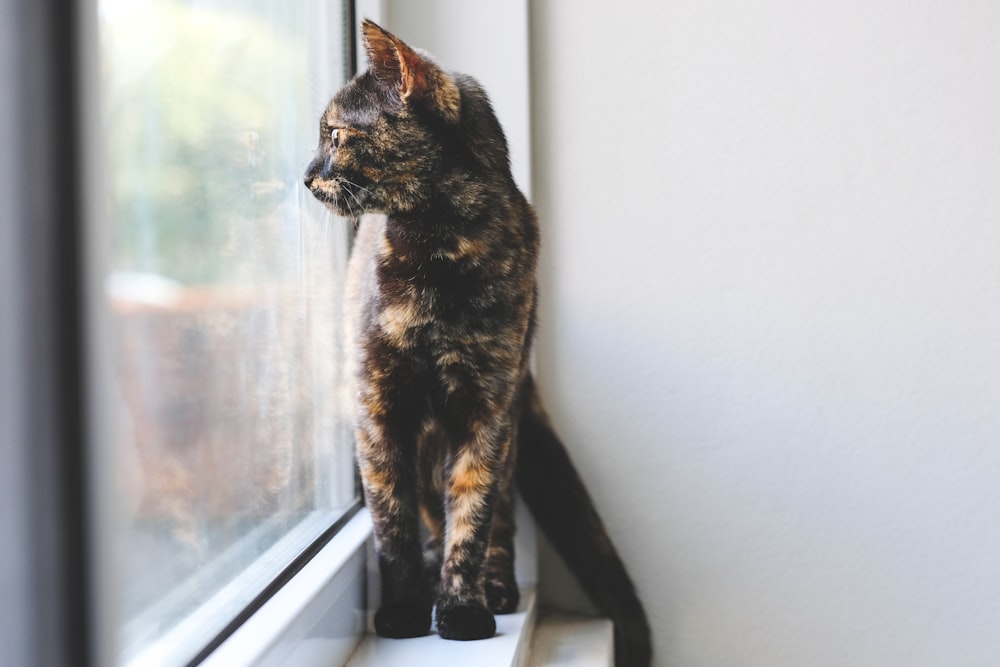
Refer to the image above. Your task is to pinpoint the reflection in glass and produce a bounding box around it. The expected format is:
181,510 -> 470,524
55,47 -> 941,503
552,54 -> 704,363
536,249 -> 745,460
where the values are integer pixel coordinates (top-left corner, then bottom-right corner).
97,1 -> 353,663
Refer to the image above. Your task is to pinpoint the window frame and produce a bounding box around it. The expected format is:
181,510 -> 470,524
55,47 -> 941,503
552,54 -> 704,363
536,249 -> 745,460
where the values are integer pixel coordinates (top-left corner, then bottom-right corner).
0,1 -> 94,666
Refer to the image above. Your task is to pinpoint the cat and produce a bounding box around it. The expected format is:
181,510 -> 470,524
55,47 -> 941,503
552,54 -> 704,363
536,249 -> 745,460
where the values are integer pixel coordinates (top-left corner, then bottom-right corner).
305,20 -> 651,666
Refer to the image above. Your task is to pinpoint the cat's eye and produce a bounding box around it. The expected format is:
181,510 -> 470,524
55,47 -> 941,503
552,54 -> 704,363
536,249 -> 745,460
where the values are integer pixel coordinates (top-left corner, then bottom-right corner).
331,127 -> 341,148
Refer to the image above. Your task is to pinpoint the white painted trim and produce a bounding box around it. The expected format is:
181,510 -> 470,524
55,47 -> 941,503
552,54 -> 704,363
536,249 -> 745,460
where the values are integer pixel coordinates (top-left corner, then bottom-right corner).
200,509 -> 373,667
382,0 -> 532,197
355,0 -> 386,23
354,0 -> 387,67
527,615 -> 614,667
121,510 -> 355,666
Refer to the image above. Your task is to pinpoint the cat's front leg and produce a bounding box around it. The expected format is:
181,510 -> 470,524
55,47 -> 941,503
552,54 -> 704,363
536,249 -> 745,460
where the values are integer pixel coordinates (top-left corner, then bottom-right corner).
434,419 -> 511,641
483,481 -> 519,614
357,420 -> 432,639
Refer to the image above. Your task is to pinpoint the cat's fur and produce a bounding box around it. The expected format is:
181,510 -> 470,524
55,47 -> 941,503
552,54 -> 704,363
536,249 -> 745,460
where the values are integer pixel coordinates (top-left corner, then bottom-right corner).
305,20 -> 651,665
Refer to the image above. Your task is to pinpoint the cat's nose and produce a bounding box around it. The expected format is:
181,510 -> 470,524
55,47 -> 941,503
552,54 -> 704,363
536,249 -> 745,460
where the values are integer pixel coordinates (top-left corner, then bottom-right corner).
303,155 -> 325,187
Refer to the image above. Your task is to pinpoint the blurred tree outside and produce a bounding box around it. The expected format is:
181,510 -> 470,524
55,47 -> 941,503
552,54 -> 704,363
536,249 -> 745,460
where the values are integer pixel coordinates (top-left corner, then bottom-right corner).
102,0 -> 307,285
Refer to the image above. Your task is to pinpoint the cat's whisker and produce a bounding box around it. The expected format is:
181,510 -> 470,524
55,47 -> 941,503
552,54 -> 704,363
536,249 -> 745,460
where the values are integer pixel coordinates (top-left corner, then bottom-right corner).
333,182 -> 355,218
341,178 -> 376,197
342,187 -> 366,216
341,182 -> 366,211
335,176 -> 370,215
343,192 -> 356,218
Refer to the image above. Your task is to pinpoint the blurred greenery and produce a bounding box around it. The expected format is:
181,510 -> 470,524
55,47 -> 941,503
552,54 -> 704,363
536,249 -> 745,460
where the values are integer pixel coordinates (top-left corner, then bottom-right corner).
102,0 -> 306,284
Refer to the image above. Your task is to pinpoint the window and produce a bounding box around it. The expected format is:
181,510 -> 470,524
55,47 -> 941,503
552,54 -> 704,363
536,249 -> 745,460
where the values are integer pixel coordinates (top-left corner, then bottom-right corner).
3,3 -> 540,667
96,0 -> 357,664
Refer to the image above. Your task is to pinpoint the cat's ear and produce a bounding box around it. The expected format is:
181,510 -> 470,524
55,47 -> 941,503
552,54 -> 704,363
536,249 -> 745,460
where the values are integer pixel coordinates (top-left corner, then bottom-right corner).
361,19 -> 461,124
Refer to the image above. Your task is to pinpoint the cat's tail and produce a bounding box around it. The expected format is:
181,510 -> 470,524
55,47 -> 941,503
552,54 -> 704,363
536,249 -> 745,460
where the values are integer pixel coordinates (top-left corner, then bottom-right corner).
515,375 -> 652,667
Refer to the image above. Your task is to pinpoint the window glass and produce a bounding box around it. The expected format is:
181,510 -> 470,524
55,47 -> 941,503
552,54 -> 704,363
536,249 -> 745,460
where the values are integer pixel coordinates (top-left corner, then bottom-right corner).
97,1 -> 354,663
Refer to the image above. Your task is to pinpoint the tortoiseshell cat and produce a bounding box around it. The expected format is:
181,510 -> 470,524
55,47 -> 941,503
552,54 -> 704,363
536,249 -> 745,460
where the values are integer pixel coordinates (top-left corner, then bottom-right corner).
305,20 -> 651,665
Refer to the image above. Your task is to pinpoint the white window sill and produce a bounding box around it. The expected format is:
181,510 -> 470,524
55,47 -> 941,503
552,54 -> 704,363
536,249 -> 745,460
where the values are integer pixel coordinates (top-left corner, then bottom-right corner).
201,504 -> 613,667
201,509 -> 372,667
201,508 -> 541,667
346,590 -> 539,667
527,613 -> 614,667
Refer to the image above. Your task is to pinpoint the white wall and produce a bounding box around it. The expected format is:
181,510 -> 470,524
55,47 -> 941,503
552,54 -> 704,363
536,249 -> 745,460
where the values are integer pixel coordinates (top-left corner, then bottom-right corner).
531,1 -> 1000,666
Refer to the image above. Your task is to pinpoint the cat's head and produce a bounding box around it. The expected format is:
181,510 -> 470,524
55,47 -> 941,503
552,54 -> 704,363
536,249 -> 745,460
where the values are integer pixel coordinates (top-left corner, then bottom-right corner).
304,20 -> 509,217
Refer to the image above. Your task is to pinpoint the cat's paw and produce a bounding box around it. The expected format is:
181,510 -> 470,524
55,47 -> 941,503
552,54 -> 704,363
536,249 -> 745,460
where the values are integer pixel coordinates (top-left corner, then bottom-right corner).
374,603 -> 432,639
485,574 -> 520,614
435,602 -> 496,641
